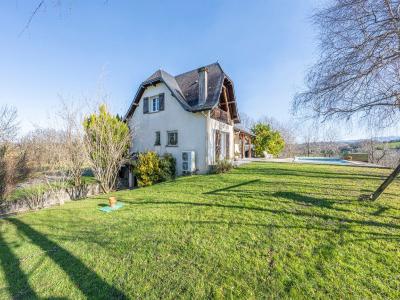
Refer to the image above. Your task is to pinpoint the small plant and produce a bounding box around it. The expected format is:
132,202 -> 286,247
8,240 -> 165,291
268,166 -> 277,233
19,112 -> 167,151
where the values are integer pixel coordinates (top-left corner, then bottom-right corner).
212,159 -> 234,174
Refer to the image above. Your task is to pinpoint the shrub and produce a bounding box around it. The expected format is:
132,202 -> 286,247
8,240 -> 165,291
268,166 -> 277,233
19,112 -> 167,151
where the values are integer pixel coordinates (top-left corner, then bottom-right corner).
159,153 -> 176,181
133,152 -> 160,187
133,152 -> 176,187
84,105 -> 131,193
251,123 -> 285,157
212,159 -> 234,174
0,145 -> 31,201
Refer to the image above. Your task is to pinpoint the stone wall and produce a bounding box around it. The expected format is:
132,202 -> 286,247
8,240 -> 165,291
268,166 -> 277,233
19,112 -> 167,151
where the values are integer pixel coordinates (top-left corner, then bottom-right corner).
0,183 -> 102,216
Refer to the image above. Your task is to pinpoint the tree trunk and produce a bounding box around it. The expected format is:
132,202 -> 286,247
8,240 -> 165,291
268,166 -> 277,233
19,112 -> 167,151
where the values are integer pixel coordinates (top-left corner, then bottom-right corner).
370,162 -> 400,201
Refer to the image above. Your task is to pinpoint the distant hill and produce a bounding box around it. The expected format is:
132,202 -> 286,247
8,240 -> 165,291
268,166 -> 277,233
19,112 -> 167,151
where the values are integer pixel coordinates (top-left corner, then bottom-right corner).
340,136 -> 400,144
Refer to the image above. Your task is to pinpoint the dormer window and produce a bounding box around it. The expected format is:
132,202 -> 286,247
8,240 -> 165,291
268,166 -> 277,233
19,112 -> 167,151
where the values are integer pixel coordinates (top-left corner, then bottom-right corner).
143,93 -> 165,114
150,96 -> 160,112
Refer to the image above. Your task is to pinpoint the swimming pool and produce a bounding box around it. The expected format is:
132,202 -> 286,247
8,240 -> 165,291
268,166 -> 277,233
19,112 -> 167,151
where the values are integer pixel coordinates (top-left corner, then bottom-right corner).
294,157 -> 352,165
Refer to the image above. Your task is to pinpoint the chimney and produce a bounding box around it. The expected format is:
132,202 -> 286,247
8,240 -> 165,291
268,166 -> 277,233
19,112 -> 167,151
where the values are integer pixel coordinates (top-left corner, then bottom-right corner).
198,67 -> 208,105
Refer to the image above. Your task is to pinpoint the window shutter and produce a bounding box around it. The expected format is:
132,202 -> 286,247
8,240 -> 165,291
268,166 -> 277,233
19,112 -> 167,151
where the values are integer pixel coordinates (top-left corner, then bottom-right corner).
143,97 -> 149,114
159,93 -> 165,111
215,130 -> 221,160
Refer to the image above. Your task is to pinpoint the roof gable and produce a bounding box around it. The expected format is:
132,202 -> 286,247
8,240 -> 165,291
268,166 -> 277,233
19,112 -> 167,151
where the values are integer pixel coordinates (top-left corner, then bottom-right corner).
124,62 -> 239,122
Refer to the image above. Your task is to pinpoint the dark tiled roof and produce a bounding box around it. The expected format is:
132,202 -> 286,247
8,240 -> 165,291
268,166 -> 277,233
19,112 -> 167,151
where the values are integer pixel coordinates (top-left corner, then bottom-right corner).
174,63 -> 224,110
124,62 -> 238,120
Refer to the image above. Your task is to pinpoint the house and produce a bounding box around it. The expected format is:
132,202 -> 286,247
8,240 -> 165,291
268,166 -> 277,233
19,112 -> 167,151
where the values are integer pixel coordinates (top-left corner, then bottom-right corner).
124,62 -> 254,175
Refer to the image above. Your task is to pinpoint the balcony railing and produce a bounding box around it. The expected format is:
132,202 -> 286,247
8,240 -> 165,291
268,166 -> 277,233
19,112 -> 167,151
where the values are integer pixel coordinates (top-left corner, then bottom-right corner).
211,107 -> 230,124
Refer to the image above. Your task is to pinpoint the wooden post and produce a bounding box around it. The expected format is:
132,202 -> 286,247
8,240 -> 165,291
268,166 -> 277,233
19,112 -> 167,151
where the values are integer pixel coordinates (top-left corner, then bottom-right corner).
369,163 -> 400,200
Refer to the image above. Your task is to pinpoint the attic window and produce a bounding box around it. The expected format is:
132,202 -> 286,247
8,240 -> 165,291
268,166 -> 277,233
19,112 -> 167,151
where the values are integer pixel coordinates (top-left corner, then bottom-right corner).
143,93 -> 164,114
150,96 -> 160,112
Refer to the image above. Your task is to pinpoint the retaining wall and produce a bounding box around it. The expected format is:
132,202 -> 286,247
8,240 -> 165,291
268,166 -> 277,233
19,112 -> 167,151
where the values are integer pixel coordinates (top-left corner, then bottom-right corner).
0,184 -> 102,216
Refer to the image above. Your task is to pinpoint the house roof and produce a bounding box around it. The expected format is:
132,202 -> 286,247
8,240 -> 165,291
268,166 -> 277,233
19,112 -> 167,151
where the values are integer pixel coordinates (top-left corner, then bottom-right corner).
124,62 -> 240,122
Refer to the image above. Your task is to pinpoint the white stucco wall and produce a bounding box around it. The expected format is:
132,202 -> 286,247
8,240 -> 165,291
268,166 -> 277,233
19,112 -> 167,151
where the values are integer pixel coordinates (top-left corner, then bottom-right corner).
128,83 -> 208,174
206,117 -> 234,164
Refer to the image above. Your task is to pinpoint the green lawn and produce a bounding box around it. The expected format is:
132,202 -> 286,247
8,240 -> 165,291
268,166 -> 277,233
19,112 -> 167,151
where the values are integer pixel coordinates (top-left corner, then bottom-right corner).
1,162 -> 400,299
388,141 -> 400,149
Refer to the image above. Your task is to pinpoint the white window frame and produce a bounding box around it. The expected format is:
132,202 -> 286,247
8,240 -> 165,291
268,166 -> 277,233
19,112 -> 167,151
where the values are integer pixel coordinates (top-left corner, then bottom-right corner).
150,96 -> 160,113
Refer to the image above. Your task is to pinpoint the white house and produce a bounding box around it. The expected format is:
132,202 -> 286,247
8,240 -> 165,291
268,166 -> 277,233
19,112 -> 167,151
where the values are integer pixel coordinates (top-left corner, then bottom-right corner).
124,63 -> 253,175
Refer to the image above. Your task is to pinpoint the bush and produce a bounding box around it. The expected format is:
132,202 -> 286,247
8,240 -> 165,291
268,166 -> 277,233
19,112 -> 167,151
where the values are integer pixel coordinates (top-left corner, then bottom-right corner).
0,145 -> 31,201
251,123 -> 285,157
133,152 -> 176,187
212,159 -> 234,174
159,153 -> 176,181
133,152 -> 160,187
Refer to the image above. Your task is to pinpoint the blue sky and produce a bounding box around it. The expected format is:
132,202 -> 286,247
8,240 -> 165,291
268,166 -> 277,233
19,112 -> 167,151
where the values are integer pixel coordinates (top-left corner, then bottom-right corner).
2,0 -> 396,139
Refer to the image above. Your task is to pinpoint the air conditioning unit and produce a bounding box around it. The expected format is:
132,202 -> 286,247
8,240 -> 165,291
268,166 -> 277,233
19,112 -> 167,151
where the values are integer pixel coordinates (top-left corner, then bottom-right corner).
182,151 -> 196,174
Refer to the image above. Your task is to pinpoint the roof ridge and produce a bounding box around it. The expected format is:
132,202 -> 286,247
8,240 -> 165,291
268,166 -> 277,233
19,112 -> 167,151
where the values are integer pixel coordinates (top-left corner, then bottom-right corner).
174,62 -> 220,78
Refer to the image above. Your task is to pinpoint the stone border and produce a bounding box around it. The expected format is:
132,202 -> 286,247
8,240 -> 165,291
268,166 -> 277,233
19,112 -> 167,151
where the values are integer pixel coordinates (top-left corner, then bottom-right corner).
0,183 -> 102,216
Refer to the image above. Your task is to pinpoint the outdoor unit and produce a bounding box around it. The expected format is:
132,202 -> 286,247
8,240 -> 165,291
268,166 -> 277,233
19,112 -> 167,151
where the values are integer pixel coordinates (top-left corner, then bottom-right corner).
182,151 -> 196,174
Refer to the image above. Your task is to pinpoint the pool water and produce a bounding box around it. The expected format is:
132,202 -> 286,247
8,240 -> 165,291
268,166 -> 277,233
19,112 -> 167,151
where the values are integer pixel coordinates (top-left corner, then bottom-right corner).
294,157 -> 352,165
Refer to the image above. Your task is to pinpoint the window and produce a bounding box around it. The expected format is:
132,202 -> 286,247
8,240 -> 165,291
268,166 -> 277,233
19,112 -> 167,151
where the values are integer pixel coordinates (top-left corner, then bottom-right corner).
150,96 -> 160,113
167,131 -> 178,146
155,131 -> 161,146
143,94 -> 164,114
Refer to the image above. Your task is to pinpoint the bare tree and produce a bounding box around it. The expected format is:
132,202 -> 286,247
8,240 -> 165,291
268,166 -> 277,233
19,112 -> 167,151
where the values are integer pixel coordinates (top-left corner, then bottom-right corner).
238,112 -> 255,131
360,138 -> 387,164
301,124 -> 319,157
56,101 -> 88,186
320,126 -> 340,157
259,116 -> 298,158
0,107 -> 30,201
21,128 -> 60,171
293,0 -> 400,200
0,106 -> 18,143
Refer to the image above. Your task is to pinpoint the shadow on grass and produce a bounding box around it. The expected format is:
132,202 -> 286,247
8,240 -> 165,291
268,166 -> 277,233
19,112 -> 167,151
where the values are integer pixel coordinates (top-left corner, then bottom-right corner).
273,191 -> 336,209
6,218 -> 127,299
237,166 -> 390,181
0,231 -> 38,299
128,199 -> 400,230
203,179 -> 260,195
202,178 -> 388,202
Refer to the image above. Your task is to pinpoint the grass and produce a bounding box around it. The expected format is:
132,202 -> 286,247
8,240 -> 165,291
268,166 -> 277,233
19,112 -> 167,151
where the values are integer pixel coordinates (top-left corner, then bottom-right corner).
0,162 -> 400,299
388,141 -> 400,149
6,176 -> 97,202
